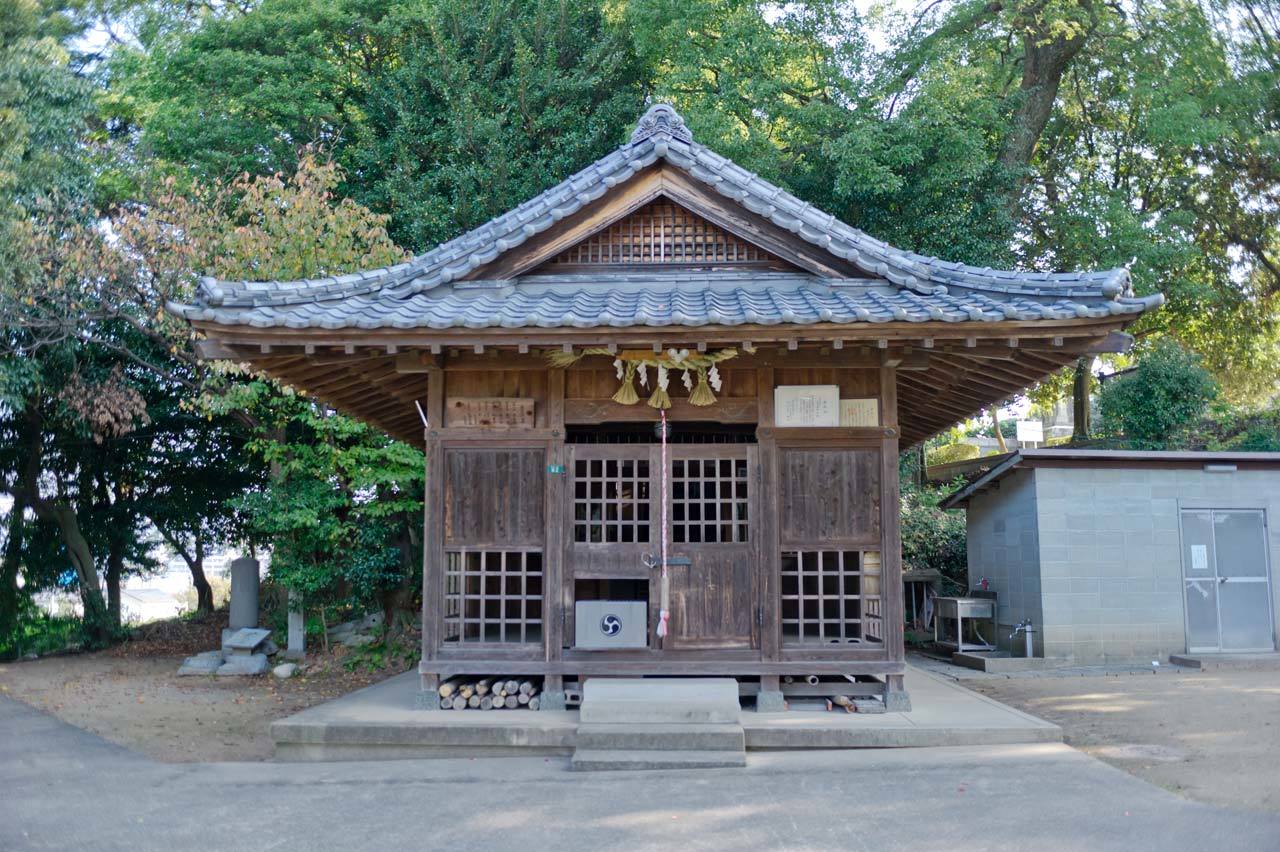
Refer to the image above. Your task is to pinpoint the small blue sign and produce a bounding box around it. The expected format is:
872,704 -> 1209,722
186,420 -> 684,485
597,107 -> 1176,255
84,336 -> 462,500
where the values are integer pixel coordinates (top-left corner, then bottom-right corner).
546,463 -> 566,475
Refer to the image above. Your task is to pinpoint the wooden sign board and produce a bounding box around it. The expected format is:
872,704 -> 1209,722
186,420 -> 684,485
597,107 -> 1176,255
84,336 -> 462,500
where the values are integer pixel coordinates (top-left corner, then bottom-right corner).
840,398 -> 880,428
446,397 -> 535,428
774,385 -> 840,427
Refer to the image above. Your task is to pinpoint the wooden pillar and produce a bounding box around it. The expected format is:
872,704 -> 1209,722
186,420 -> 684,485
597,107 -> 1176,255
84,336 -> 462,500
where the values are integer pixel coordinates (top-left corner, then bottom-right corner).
755,368 -> 785,712
879,364 -> 910,711
541,368 -> 568,711
419,365 -> 445,705
755,366 -> 780,663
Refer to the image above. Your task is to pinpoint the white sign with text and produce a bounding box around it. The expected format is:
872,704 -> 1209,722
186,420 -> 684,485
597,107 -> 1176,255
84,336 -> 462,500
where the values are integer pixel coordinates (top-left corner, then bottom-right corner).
775,385 -> 840,427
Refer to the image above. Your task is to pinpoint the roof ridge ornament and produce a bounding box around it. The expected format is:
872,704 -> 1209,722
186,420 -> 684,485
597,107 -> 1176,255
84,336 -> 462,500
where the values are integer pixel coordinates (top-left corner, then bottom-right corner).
631,103 -> 693,145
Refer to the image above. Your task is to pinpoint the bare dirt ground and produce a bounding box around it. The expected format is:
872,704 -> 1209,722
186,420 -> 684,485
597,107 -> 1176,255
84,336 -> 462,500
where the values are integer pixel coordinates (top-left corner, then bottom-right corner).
963,667 -> 1280,812
0,613 -> 412,762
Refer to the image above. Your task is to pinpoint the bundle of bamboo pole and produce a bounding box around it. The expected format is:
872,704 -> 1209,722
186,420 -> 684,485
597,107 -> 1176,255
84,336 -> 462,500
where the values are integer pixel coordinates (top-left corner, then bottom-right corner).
437,677 -> 541,710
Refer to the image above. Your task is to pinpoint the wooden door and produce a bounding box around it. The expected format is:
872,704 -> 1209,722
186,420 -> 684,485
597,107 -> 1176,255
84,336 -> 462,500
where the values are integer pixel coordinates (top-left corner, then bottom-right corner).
664,446 -> 758,649
564,445 -> 655,576
563,444 -> 655,647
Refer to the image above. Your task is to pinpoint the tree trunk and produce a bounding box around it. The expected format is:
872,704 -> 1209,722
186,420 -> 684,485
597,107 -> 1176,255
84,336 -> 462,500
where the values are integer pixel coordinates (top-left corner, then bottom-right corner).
153,525 -> 215,616
379,511 -> 419,632
1,410 -> 43,644
1072,357 -> 1092,442
41,503 -> 110,641
995,1 -> 1094,219
191,560 -> 214,615
106,539 -> 124,628
191,536 -> 213,615
992,407 -> 1009,453
0,495 -> 27,646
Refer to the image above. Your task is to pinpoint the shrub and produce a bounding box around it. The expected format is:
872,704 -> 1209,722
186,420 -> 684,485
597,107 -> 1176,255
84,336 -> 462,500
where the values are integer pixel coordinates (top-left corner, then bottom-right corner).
900,483 -> 967,594
926,443 -> 980,467
1099,340 -> 1219,449
0,598 -> 85,661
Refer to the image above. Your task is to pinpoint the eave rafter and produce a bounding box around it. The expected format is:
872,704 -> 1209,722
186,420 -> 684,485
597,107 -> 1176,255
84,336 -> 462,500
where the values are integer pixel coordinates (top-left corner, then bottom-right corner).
198,322 -> 1120,448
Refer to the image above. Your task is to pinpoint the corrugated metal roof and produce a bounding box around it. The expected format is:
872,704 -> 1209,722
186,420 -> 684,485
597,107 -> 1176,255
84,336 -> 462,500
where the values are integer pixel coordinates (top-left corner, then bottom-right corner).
169,104 -> 1164,331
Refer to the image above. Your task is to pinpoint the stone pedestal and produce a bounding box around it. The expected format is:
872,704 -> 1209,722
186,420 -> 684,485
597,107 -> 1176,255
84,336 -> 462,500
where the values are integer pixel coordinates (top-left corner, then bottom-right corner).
228,557 -> 260,631
538,691 -> 567,711
755,690 -> 786,713
286,589 -> 305,661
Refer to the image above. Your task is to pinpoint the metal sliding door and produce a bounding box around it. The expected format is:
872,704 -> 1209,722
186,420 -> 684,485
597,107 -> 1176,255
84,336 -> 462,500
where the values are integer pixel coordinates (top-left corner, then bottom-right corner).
1181,509 -> 1275,652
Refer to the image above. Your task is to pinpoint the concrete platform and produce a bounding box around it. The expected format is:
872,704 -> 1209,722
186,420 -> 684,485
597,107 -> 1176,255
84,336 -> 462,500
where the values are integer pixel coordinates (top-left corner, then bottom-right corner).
271,666 -> 1060,761
572,678 -> 746,771
1169,652 -> 1280,671
579,677 -> 740,724
951,651 -> 1068,673
571,748 -> 747,771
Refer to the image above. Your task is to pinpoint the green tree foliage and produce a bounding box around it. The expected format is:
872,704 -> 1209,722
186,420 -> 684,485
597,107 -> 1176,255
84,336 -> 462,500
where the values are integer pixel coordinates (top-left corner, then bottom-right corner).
118,0 -> 650,250
2,145 -> 419,646
0,0 -> 94,208
121,156 -> 423,624
1099,340 -> 1221,448
205,383 -> 424,627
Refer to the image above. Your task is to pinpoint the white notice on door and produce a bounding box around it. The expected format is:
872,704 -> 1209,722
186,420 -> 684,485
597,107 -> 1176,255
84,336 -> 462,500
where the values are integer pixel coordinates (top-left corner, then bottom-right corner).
1190,544 -> 1209,574
774,386 -> 840,427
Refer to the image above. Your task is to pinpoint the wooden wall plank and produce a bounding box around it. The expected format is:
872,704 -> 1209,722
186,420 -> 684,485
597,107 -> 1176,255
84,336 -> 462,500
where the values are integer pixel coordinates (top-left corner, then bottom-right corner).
443,449 -> 546,547
779,448 -> 882,546
564,398 -> 757,424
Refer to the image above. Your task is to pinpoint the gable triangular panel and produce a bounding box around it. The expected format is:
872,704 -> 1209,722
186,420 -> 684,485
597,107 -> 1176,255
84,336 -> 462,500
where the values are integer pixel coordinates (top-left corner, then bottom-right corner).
537,197 -> 796,271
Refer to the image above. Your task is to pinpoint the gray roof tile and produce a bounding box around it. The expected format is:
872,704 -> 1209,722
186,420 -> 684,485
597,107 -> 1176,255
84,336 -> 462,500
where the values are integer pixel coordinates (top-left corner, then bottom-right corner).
171,104 -> 1163,331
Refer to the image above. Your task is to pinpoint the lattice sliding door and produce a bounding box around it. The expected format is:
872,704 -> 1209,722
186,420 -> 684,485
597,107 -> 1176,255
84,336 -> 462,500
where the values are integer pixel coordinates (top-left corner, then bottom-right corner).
572,456 -> 651,545
670,456 -> 750,544
665,446 -> 757,649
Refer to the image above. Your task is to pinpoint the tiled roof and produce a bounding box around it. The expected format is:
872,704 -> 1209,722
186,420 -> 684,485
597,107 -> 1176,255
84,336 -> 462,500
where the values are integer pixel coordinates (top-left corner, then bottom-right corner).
186,271 -> 1160,330
170,105 -> 1164,330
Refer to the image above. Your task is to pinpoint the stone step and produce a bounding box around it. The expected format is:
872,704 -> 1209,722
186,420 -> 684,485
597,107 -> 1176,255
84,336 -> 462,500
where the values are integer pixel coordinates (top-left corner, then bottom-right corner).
578,678 -> 741,725
574,723 -> 744,752
570,749 -> 747,772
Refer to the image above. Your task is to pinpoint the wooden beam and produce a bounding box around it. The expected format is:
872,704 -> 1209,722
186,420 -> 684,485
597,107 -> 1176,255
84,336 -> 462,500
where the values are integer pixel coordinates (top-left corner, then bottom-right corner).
191,316 -> 1131,351
395,351 -> 441,373
564,398 -> 757,424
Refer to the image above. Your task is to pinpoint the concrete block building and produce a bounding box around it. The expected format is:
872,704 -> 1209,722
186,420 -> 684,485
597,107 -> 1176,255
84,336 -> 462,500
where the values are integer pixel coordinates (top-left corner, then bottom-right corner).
942,450 -> 1280,664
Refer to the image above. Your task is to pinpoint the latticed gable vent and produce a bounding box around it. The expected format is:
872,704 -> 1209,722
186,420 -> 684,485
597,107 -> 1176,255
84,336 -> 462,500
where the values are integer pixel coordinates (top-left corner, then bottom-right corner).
545,198 -> 790,268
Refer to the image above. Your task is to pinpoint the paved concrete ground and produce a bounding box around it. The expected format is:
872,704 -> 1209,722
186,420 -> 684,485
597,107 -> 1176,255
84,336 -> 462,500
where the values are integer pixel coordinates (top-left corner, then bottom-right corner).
273,665 -> 1060,760
4,695 -> 1279,852
913,652 -> 1280,812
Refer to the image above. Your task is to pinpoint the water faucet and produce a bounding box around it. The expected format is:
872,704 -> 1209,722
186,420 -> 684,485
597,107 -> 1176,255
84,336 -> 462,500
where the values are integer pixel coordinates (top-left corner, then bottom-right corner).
1009,618 -> 1035,658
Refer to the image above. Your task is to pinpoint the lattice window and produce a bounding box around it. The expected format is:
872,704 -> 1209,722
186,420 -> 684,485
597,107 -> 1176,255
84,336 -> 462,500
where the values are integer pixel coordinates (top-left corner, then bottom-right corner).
781,550 -> 883,645
443,550 -> 543,644
573,458 -> 651,544
547,199 -> 782,266
671,458 -> 749,544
